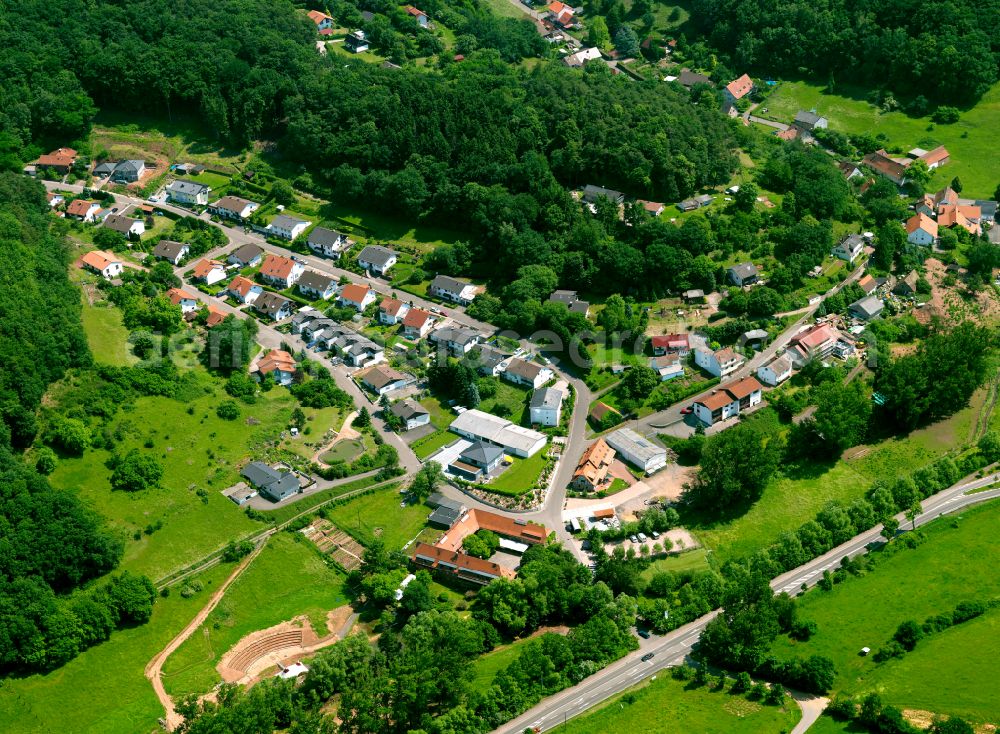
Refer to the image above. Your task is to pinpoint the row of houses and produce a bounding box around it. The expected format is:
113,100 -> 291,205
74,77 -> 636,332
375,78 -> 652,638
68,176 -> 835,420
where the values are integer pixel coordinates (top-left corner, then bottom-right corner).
290,310 -> 385,368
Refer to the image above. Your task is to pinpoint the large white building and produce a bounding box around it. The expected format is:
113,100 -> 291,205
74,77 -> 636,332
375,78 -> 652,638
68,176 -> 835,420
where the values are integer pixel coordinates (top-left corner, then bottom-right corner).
604,428 -> 667,475
449,409 -> 547,458
529,386 -> 564,427
692,376 -> 764,427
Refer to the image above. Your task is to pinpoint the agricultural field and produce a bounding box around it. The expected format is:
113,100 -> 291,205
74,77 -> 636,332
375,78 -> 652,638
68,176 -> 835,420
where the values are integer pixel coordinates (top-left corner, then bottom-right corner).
161,533 -> 348,698
46,373 -> 302,580
0,563 -> 231,734
324,485 -> 431,551
759,80 -> 1000,197
560,674 -> 801,734
769,500 -> 1000,723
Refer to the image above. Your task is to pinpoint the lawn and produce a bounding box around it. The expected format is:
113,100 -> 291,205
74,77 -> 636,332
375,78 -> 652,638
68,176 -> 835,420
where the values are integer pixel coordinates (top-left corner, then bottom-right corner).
325,485 -> 431,551
768,500 -> 1000,722
688,396 -> 983,563
47,378 -> 301,580
487,450 -> 549,496
640,548 -> 712,582
316,199 -> 466,255
161,533 -> 348,698
478,379 -> 533,425
560,674 -> 800,734
320,436 -> 366,464
277,406 -> 342,460
79,288 -> 136,367
471,636 -> 540,687
0,563 -> 231,734
481,0 -> 531,19
412,429 -> 459,459
759,79 -> 1000,198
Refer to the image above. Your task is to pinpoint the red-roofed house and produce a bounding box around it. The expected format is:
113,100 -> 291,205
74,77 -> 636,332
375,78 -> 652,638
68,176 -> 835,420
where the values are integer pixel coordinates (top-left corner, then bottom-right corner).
205,305 -> 227,328
722,74 -> 754,105
692,376 -> 763,426
259,254 -> 304,288
34,148 -> 77,174
651,333 -> 689,356
166,288 -> 199,315
937,205 -> 982,235
786,323 -> 839,366
338,283 -> 376,311
404,5 -> 428,26
228,275 -> 263,305
255,349 -> 297,385
572,439 -> 616,492
402,308 -> 434,339
917,145 -> 950,169
190,259 -> 227,286
694,346 -> 744,379
81,251 -> 123,280
905,212 -> 938,246
378,297 -> 410,325
862,150 -> 909,185
66,199 -> 101,222
306,9 -> 333,30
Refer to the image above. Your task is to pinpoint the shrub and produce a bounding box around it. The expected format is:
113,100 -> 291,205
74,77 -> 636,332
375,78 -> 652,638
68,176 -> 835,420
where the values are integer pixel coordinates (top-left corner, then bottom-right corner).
216,400 -> 240,420
110,451 -> 164,492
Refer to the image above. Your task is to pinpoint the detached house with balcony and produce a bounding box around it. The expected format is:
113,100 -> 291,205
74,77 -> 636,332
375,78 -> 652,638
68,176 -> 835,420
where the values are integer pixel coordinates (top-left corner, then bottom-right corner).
692,376 -> 764,427
152,239 -> 190,265
379,298 -> 410,325
81,251 -> 124,280
402,308 -> 434,339
502,358 -> 553,389
296,270 -> 337,300
267,214 -> 310,241
306,227 -> 351,258
210,195 -> 260,221
166,180 -> 210,206
228,275 -> 263,305
429,275 -> 479,305
338,283 -> 376,311
694,347 -> 745,379
259,254 -> 304,289
357,245 -> 398,276
190,258 -> 227,286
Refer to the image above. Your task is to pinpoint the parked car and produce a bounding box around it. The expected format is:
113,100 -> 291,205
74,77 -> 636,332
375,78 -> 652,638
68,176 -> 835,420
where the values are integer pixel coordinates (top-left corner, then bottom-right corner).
637,629 -> 650,639
629,535 -> 639,544
641,652 -> 655,662
681,405 -> 693,415
637,532 -> 648,542
651,531 -> 660,540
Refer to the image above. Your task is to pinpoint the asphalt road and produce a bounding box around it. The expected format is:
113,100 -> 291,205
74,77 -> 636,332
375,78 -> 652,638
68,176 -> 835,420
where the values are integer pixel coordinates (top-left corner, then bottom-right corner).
495,474 -> 1000,734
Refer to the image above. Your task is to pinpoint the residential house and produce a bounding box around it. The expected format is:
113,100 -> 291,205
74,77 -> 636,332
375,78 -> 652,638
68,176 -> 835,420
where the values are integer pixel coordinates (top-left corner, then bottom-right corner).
727,262 -> 759,286
81,251 -> 123,280
677,194 -> 714,212
259,254 -> 305,289
152,239 -> 190,265
205,305 -> 227,327
402,308 -> 434,339
605,428 -> 668,474
502,357 -> 553,389
564,47 -> 602,68
357,245 -> 398,276
228,243 -> 264,268
792,110 -> 828,133
66,199 -> 101,222
306,9 -> 334,30
547,289 -> 591,316
430,326 -> 481,355
449,409 -> 547,458
649,355 -> 683,381
470,346 -> 510,377
692,376 -> 764,427
650,333 -> 689,356
296,270 -> 337,300
529,386 -> 565,427
909,145 -> 950,169
677,69 -> 712,88
338,283 -> 376,311
390,399 -> 430,431
858,274 -> 878,295
786,323 -> 838,366
429,275 -> 479,305
448,441 -> 505,482
638,200 -> 665,217
306,227 -> 351,258
46,192 -> 65,208
323,327 -> 384,367
241,461 -> 300,502
849,295 -> 883,321
404,5 -> 428,26
832,233 -> 866,263
408,542 -> 516,585
362,365 -> 408,396
33,148 -> 77,175
190,258 -> 227,286
254,349 -> 297,385
228,275 -> 263,305
838,160 -> 863,180
571,438 -> 615,492
862,150 -> 910,185
102,213 -> 145,238
379,298 -> 410,325
344,30 -> 369,53
937,204 -> 982,236
757,353 -> 793,387
905,212 -> 938,246
92,161 -> 116,178
893,270 -> 919,297
267,214 -> 310,241
582,184 -> 625,205
694,346 -> 745,379
722,74 -> 754,106
166,180 -> 210,206
166,288 -> 199,316
210,195 -> 260,220
110,160 -> 145,183
253,292 -> 295,321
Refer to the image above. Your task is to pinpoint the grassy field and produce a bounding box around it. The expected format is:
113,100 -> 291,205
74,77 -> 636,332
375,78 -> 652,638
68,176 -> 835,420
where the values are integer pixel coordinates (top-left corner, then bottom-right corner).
759,80 -> 1000,197
48,378 -> 301,579
487,450 -> 549,496
640,549 -> 712,581
481,0 -> 532,19
688,394 -> 984,563
321,436 -> 366,463
79,290 -> 136,367
325,486 -> 431,550
769,500 -> 1000,722
412,429 -> 459,459
560,674 -> 801,734
0,563 -> 230,734
161,533 -> 348,698
471,635 -> 541,687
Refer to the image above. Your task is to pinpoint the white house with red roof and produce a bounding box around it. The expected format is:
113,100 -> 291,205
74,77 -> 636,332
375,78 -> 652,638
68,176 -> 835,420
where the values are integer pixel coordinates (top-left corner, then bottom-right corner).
254,349 -> 297,386
786,323 -> 839,366
692,376 -> 763,426
306,9 -> 333,30
404,5 -> 428,26
379,297 -> 410,325
722,74 -> 754,106
190,259 -> 227,286
66,199 -> 101,222
166,288 -> 199,316
402,308 -> 434,339
259,254 -> 304,289
905,212 -> 938,246
650,333 -> 689,356
228,275 -> 263,305
81,251 -> 123,280
338,283 -> 376,311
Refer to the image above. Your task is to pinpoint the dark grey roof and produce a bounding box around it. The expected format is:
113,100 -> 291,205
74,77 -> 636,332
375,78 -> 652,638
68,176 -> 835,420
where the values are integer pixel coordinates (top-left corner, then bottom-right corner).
297,270 -> 335,292
974,200 -> 997,220
530,386 -> 564,410
153,239 -> 189,260
582,185 -> 625,204
850,295 -> 883,319
115,160 -> 144,174
103,213 -> 141,234
358,245 -> 397,268
427,492 -> 464,511
229,243 -> 263,264
459,440 -> 504,466
431,326 -> 480,346
794,110 -> 824,126
678,69 -> 712,87
729,262 -> 758,279
242,461 -> 281,488
167,179 -> 210,195
255,292 -> 294,318
548,289 -> 578,305
271,214 -> 308,230
430,274 -> 471,292
307,226 -> 346,246
93,161 -> 116,175
568,300 -> 590,314
390,398 -> 428,421
260,473 -> 299,501
429,506 -> 463,527
472,346 -> 509,371
839,233 -> 865,249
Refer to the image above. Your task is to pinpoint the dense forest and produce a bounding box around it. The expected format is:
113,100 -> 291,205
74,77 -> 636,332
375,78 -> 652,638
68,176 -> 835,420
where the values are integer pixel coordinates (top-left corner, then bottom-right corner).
687,0 -> 1000,105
